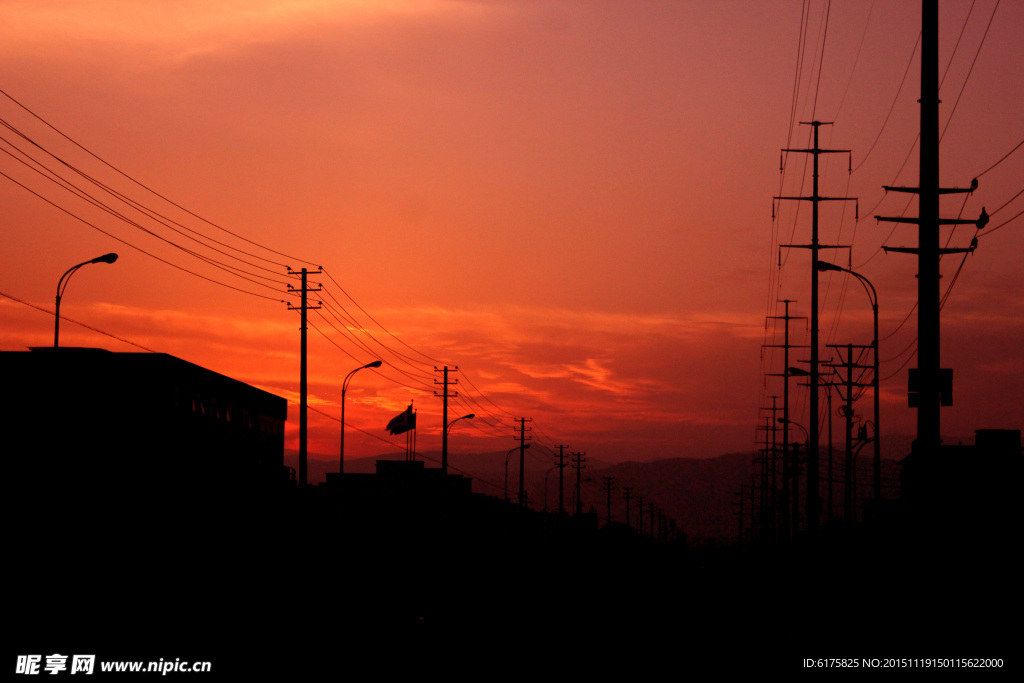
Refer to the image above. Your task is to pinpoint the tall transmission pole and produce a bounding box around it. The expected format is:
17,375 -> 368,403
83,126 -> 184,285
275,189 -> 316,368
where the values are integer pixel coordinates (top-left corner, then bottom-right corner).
622,486 -> 632,528
876,2 -> 987,458
755,396 -> 781,538
765,300 -> 806,539
554,444 -> 569,514
435,366 -> 458,475
635,494 -> 645,536
601,476 -> 615,525
827,343 -> 873,521
572,452 -> 586,515
288,267 -> 322,487
514,418 -> 532,505
776,122 -> 857,535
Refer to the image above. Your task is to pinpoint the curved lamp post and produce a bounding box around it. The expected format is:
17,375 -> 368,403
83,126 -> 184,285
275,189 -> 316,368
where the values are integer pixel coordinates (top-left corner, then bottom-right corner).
778,417 -> 807,533
442,413 -> 474,476
791,366 -> 836,522
542,464 -> 559,512
818,260 -> 880,504
505,443 -> 529,503
445,413 -> 475,436
54,253 -> 118,348
339,360 -> 382,474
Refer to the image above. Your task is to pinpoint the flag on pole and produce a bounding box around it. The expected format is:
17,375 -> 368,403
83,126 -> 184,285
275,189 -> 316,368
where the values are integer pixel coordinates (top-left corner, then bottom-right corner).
386,404 -> 416,435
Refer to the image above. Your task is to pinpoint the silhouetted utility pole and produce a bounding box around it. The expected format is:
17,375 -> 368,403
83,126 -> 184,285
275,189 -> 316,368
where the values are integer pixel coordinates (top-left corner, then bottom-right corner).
554,444 -> 569,514
753,422 -> 769,539
288,267 -> 322,487
648,502 -> 656,538
747,482 -> 758,543
622,486 -> 632,528
765,300 -> 806,539
755,396 -> 781,538
635,495 -> 645,536
601,476 -> 615,525
776,122 -> 856,534
825,375 -> 835,521
827,343 -> 873,522
435,366 -> 458,475
735,486 -> 747,543
876,2 -> 987,458
514,418 -> 532,505
572,452 -> 586,515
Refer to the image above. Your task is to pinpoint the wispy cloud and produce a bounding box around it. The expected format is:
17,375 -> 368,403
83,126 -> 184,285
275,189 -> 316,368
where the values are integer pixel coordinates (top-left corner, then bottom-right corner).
1,0 -> 504,65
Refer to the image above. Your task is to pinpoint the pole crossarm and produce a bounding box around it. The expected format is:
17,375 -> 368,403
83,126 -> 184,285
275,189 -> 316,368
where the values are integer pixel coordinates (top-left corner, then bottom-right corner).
435,366 -> 460,475
882,179 -> 977,194
772,120 -> 860,533
774,196 -> 854,201
780,243 -> 851,250
286,267 -> 322,487
884,244 -> 976,255
875,216 -> 980,225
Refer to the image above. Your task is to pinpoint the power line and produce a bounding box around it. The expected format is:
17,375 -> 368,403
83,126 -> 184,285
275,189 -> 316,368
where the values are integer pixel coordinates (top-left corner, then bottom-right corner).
322,268 -> 447,366
974,138 -> 1023,178
0,119 -> 292,277
830,0 -> 874,121
0,168 -> 286,302
939,0 -> 978,89
978,208 -> 1023,238
0,289 -> 158,352
0,87 -> 315,268
989,187 -> 1023,216
0,132 -> 294,293
939,0 -> 1001,141
852,32 -> 921,172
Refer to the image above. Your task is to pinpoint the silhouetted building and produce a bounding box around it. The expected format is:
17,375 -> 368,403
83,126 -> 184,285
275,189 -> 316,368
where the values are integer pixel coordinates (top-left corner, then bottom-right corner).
3,347 -> 287,498
899,428 -> 1021,532
325,459 -> 472,497
7,348 -> 294,653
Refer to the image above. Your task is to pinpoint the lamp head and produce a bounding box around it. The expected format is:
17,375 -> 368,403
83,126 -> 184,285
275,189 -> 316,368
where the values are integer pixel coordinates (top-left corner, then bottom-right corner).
365,360 -> 383,369
816,261 -> 842,272
92,253 -> 119,265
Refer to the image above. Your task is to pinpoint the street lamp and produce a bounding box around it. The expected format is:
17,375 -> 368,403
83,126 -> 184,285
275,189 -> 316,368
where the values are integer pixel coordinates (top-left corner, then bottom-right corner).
505,443 -> 529,503
791,366 -> 836,522
542,465 -> 559,512
442,413 -> 474,476
339,360 -> 382,474
778,417 -> 807,533
818,260 -> 881,503
54,253 -> 118,348
778,417 -> 808,442
445,413 -> 474,437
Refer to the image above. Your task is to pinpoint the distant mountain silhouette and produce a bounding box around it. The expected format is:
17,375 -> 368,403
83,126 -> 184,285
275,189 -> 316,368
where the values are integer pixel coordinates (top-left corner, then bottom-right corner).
288,448 -> 902,543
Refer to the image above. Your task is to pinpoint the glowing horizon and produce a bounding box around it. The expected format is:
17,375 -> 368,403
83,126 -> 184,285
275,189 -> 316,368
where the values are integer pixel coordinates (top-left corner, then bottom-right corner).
2,1 -> 1021,469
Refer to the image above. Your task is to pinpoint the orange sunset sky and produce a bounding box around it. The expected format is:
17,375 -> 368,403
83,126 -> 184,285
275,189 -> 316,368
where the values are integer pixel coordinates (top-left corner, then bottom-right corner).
1,1 -> 1021,475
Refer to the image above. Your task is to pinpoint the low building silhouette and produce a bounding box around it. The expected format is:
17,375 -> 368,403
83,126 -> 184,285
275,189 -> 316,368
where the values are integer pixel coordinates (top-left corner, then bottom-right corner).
4,347 -> 287,501
899,428 -> 1021,531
